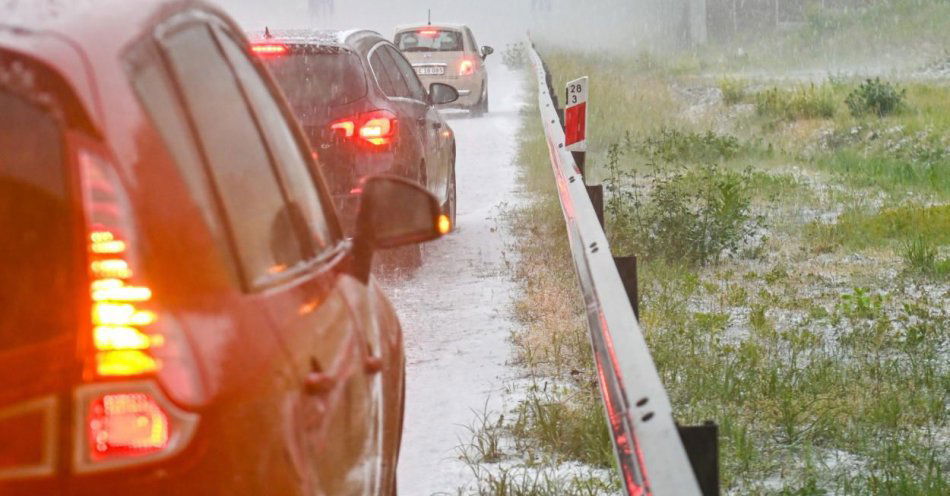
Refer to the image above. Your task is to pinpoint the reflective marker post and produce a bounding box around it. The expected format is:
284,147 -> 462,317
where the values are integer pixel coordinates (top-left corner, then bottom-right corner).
564,76 -> 588,176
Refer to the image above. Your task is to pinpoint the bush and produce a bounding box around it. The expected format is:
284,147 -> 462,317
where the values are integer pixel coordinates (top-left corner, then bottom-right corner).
606,154 -> 762,267
755,84 -> 837,121
718,77 -> 747,105
845,78 -> 906,117
636,128 -> 742,164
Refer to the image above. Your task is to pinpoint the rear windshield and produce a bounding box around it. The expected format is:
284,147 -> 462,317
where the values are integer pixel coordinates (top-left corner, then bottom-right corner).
0,90 -> 75,351
262,50 -> 367,123
396,30 -> 463,52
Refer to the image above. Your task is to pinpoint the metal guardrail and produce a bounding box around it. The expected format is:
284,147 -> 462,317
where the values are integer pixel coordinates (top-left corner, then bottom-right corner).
527,44 -> 703,496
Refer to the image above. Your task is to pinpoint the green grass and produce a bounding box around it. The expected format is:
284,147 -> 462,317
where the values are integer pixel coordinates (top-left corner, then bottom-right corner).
512,43 -> 950,494
807,204 -> 950,252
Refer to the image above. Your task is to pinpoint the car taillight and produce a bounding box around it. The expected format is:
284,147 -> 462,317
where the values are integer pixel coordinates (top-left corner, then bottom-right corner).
418,29 -> 439,37
80,151 -> 160,378
251,43 -> 288,56
459,59 -> 475,76
330,110 -> 398,148
73,149 -> 200,473
74,382 -> 198,473
87,392 -> 169,460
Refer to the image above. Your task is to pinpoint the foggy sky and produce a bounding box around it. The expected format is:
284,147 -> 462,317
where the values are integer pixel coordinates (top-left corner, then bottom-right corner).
212,0 -> 661,50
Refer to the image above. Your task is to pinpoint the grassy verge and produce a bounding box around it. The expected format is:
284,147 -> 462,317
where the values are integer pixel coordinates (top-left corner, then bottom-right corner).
467,38 -> 949,494
456,73 -> 620,495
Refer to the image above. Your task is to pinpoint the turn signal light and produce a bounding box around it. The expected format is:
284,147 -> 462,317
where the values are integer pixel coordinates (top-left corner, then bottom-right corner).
437,214 -> 452,235
87,393 -> 169,461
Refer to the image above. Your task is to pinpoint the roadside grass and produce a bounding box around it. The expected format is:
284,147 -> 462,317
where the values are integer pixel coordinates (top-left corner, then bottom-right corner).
457,82 -> 619,495
514,43 -> 950,494
698,0 -> 950,71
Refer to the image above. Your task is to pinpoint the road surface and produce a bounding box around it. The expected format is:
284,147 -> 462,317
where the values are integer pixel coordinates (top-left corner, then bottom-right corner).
382,63 -> 526,495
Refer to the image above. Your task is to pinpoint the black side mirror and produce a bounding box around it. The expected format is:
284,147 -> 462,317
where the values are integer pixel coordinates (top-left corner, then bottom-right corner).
428,83 -> 459,105
351,175 -> 450,281
480,46 -> 494,59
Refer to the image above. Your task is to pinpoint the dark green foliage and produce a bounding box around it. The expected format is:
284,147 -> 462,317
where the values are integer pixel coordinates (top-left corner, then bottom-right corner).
845,78 -> 907,117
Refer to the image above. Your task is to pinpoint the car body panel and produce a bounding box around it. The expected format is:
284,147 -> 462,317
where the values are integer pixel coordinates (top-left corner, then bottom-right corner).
250,29 -> 456,228
394,24 -> 487,109
0,1 -> 406,494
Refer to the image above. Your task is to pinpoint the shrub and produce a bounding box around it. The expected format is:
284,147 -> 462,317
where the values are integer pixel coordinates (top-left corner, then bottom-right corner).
845,78 -> 906,117
718,77 -> 747,105
755,84 -> 837,121
606,156 -> 763,267
636,128 -> 742,164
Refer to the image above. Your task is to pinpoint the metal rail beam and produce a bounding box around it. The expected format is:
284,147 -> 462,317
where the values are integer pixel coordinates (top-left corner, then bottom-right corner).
527,43 -> 702,496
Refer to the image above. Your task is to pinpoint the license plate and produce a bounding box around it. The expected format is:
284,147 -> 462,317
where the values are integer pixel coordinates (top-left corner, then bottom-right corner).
415,66 -> 444,76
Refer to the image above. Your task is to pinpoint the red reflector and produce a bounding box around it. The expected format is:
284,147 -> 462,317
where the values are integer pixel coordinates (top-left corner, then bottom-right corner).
87,393 -> 169,461
251,44 -> 288,55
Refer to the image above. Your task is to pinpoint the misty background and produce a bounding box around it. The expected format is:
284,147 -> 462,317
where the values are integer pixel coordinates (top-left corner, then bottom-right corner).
213,0 -> 665,50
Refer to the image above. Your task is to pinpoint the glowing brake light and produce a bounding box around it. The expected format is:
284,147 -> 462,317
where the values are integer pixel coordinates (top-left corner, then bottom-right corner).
330,110 -> 398,147
87,393 -> 169,461
251,43 -> 288,56
330,119 -> 356,138
459,59 -> 475,76
419,29 -> 439,37
80,151 -> 161,378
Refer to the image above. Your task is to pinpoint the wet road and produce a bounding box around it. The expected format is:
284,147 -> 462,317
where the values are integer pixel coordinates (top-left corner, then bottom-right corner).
381,63 -> 526,495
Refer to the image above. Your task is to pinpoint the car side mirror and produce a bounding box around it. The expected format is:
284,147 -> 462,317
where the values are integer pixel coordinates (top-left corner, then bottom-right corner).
480,46 -> 494,59
428,83 -> 459,105
351,175 -> 450,281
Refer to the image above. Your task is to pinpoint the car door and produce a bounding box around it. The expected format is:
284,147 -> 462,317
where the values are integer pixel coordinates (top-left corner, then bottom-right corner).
212,24 -> 384,495
368,43 -> 434,188
383,44 -> 450,203
155,20 -> 379,494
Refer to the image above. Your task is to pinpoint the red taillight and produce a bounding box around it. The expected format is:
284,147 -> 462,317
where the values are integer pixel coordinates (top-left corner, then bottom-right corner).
330,110 -> 398,148
330,119 -> 356,138
73,382 -> 199,473
87,393 -> 169,461
80,151 -> 160,379
251,43 -> 288,56
459,59 -> 475,76
418,29 -> 439,37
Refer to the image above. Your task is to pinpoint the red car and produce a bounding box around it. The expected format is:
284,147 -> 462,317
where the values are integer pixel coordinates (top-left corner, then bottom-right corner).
0,0 -> 446,494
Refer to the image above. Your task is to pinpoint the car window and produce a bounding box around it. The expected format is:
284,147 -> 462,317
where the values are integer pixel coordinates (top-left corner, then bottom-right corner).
218,29 -> 335,254
467,29 -> 479,52
130,60 -> 220,232
374,45 -> 411,99
396,29 -> 463,52
0,90 -> 75,351
369,49 -> 397,97
162,24 -> 303,286
260,48 -> 366,124
384,46 -> 426,102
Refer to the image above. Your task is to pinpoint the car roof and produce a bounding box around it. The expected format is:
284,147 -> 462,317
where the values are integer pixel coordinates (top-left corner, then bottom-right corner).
394,23 -> 469,33
0,0 -> 243,174
0,0 -> 229,133
247,28 -> 383,48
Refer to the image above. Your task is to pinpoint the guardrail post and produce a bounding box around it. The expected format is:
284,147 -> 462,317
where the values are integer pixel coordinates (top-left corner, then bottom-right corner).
572,151 -> 586,177
586,184 -> 604,229
613,255 -> 639,320
677,421 -> 720,496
